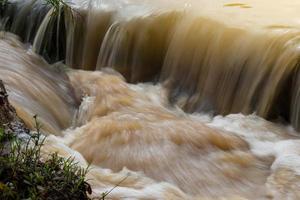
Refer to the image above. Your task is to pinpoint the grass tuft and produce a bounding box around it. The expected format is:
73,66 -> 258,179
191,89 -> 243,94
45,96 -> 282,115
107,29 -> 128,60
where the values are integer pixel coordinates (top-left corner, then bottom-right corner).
0,116 -> 92,200
0,0 -> 8,7
44,0 -> 73,16
0,0 -> 9,16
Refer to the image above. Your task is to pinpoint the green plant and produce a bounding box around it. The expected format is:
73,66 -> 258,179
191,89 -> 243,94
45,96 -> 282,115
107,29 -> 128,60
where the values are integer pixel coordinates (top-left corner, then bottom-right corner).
44,0 -> 73,16
0,0 -> 9,16
99,175 -> 129,200
0,116 -> 92,200
0,0 -> 8,6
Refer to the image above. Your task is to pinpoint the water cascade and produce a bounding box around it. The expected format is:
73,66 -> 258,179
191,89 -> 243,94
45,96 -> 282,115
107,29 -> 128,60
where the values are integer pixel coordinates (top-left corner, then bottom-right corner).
0,32 -> 76,134
2,0 -> 300,129
1,0 -> 300,199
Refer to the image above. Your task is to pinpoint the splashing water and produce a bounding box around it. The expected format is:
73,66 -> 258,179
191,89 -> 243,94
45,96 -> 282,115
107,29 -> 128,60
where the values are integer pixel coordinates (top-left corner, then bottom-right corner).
1,0 -> 300,199
3,0 -> 300,129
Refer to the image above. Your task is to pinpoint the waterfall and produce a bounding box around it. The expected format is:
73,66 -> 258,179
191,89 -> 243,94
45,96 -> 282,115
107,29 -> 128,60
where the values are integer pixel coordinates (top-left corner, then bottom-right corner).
1,0 -> 300,199
2,0 -> 299,130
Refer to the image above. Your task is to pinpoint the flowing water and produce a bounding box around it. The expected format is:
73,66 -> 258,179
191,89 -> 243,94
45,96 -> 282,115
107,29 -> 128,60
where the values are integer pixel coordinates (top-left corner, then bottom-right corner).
1,0 -> 300,199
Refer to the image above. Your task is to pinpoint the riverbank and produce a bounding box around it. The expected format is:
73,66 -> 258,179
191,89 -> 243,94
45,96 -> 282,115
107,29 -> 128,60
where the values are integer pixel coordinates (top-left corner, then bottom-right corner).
0,80 -> 92,200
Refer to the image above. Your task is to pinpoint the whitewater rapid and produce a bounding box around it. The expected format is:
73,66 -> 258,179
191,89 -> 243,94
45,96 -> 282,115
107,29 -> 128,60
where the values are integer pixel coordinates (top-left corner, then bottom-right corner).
0,33 -> 299,199
1,0 -> 300,199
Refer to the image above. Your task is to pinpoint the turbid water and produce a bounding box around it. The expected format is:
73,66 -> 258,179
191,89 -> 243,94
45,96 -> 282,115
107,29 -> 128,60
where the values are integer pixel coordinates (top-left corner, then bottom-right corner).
1,0 -> 300,199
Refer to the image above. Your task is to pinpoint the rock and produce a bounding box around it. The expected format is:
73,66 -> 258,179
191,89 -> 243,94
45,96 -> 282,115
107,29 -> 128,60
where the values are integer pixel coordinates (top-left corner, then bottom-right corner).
0,80 -> 29,154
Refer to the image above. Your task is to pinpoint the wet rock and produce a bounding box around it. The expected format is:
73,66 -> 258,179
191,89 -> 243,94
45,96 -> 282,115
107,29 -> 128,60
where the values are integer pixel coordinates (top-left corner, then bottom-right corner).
0,80 -> 29,136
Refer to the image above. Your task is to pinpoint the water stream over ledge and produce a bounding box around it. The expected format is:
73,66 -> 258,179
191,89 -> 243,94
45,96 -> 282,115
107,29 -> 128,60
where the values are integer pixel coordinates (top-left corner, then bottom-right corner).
1,0 -> 300,199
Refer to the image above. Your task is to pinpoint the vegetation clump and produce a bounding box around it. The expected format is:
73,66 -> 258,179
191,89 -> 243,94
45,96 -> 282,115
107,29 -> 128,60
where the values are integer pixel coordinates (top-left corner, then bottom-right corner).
0,80 -> 92,200
0,0 -> 9,17
0,118 -> 92,200
44,0 -> 73,15
0,0 -> 8,7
